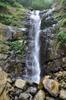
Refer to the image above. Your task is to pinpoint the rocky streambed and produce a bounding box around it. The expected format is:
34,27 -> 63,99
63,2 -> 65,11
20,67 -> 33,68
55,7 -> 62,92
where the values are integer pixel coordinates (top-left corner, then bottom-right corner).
0,67 -> 66,100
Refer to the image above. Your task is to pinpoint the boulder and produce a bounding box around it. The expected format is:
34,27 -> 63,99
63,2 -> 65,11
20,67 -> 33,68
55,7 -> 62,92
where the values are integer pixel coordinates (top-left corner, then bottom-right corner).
26,87 -> 37,95
43,76 -> 59,97
15,79 -> 26,89
0,43 -> 9,53
0,69 -> 8,85
19,92 -> 32,100
5,26 -> 26,40
46,96 -> 55,100
34,90 -> 45,100
0,54 -> 8,60
0,69 -> 8,95
0,90 -> 9,100
60,89 -> 66,99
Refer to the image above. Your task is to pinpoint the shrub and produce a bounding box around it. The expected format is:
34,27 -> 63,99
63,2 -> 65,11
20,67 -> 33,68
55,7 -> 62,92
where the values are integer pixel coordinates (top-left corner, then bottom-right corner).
0,14 -> 13,25
8,40 -> 26,56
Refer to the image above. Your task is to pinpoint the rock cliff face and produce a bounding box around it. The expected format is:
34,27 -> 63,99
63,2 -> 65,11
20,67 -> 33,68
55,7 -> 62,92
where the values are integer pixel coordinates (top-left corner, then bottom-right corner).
0,25 -> 27,77
25,9 -> 62,79
40,9 -> 66,77
0,0 -> 27,77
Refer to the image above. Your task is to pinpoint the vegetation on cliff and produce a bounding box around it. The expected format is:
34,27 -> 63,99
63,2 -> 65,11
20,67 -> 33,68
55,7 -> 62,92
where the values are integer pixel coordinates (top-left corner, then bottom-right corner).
0,0 -> 27,65
54,0 -> 66,47
0,0 -> 26,27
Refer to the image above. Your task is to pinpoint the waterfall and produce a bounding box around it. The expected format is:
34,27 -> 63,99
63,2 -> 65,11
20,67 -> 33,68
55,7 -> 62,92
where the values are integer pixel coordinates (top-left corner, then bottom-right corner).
23,10 -> 41,83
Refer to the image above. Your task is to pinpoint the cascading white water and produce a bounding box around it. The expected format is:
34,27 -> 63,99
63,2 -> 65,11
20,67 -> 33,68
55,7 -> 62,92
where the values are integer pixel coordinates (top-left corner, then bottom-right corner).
31,10 -> 41,83
24,10 -> 41,83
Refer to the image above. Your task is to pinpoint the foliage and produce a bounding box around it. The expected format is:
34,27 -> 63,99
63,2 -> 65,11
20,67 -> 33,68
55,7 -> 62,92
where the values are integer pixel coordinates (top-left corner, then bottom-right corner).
32,0 -> 53,9
0,40 -> 26,57
61,18 -> 66,27
17,0 -> 32,7
0,14 -> 13,25
0,1 -> 26,27
9,40 -> 26,55
17,0 -> 53,9
0,1 -> 8,9
57,31 -> 66,45
0,0 -> 18,7
54,0 -> 66,47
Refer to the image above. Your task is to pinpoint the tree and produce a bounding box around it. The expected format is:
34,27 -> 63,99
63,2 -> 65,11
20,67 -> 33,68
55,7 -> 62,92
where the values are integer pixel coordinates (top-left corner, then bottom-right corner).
16,0 -> 54,9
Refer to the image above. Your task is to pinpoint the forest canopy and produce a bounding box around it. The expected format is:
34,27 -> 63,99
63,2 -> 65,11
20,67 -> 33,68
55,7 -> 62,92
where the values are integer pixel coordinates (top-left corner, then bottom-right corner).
16,0 -> 54,9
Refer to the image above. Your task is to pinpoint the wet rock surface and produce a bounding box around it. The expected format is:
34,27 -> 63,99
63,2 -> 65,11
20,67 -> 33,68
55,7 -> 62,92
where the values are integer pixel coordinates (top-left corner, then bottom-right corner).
43,76 -> 59,97
19,92 -> 32,100
60,89 -> 66,99
46,96 -> 55,100
15,79 -> 27,89
34,90 -> 45,100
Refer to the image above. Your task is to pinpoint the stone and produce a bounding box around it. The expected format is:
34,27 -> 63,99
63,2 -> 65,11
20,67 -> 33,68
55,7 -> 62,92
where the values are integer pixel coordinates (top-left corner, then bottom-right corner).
38,82 -> 44,90
43,76 -> 59,97
0,54 -> 8,60
55,71 -> 66,78
0,90 -> 9,100
15,79 -> 26,89
0,67 -> 2,71
62,57 -> 66,63
19,92 -> 32,100
60,89 -> 66,99
0,33 -> 5,41
46,96 -> 55,100
0,43 -> 9,53
15,96 -> 18,100
0,70 -> 10,100
5,26 -> 26,40
0,70 -> 8,85
0,70 -> 8,95
15,89 -> 22,95
61,81 -> 66,89
26,87 -> 37,95
5,26 -> 16,40
54,71 -> 66,88
34,90 -> 45,100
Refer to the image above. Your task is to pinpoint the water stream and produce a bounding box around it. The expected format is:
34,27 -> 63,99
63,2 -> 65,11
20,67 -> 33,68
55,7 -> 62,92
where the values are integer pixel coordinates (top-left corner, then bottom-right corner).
24,10 -> 41,83
22,8 -> 56,83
